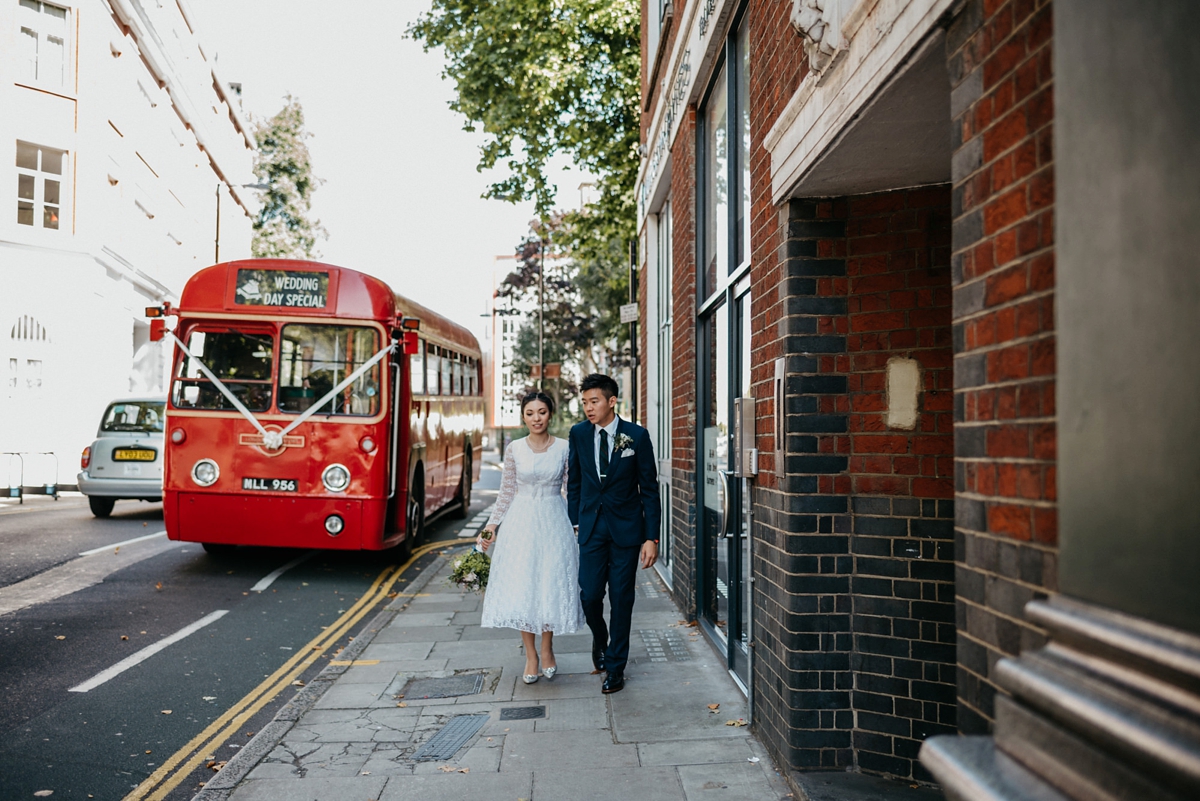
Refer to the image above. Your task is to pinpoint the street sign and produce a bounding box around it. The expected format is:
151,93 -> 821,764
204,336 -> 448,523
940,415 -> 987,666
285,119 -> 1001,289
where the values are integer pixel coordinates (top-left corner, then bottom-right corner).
619,302 -> 639,324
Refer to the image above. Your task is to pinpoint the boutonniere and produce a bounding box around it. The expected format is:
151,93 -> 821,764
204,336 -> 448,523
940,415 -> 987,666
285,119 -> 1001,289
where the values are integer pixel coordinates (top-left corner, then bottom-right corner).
614,433 -> 635,453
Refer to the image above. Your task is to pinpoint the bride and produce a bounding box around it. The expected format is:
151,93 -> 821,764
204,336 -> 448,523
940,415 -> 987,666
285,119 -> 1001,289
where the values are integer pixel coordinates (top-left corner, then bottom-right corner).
478,391 -> 584,684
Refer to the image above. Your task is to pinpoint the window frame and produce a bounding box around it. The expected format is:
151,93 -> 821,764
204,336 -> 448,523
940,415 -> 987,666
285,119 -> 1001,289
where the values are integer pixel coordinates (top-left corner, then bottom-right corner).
16,140 -> 69,232
696,11 -> 751,309
276,323 -> 382,417
16,0 -> 72,93
171,326 -> 276,413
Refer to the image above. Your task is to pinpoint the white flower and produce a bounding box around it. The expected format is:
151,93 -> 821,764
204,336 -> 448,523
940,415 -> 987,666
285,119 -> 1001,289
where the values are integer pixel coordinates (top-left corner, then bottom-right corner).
465,572 -> 477,583
454,560 -> 462,569
615,433 -> 635,452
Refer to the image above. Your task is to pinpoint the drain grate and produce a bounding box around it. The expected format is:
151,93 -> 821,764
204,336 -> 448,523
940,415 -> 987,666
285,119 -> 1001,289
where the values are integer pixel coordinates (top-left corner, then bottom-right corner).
410,714 -> 490,761
401,673 -> 485,699
499,705 -> 546,721
638,629 -> 691,662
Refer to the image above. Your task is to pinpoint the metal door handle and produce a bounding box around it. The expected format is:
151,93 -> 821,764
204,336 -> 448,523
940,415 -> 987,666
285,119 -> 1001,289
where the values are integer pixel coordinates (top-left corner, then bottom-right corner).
718,469 -> 732,538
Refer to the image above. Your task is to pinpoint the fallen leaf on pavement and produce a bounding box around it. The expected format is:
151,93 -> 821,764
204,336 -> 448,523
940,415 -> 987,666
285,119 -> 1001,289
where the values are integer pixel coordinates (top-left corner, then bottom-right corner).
437,765 -> 454,773
140,631 -> 147,634
457,767 -> 469,773
33,792 -> 52,797
292,680 -> 305,687
120,635 -> 128,640
155,582 -> 162,591
707,704 -> 720,712
55,636 -> 65,640
725,719 -> 747,727
145,750 -> 152,754
161,710 -> 172,715
396,702 -> 407,708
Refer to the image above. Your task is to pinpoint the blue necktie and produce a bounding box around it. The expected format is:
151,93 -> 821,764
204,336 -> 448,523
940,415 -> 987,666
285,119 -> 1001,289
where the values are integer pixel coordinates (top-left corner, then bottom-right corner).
599,429 -> 610,480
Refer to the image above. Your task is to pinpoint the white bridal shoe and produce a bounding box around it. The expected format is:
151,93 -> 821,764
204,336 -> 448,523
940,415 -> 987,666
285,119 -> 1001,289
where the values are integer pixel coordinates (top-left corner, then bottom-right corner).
522,672 -> 539,684
542,666 -> 557,680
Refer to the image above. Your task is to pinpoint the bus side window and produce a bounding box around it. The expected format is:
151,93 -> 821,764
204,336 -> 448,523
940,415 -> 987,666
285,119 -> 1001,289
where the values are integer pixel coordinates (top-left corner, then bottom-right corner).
410,338 -> 425,395
426,345 -> 439,395
441,350 -> 453,397
470,357 -> 478,395
453,354 -> 464,395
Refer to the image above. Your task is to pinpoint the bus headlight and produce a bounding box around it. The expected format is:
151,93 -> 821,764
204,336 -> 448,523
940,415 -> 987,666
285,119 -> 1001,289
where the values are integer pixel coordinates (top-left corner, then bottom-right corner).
192,459 -> 219,487
324,514 -> 345,536
322,464 -> 350,492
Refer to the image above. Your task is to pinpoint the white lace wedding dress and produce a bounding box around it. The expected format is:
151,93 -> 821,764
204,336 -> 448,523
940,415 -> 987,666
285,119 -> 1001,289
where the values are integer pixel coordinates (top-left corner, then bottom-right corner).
481,437 -> 585,634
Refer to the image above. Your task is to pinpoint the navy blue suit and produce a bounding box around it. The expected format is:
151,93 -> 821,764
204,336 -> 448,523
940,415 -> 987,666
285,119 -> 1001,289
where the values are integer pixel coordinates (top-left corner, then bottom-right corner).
567,417 -> 661,675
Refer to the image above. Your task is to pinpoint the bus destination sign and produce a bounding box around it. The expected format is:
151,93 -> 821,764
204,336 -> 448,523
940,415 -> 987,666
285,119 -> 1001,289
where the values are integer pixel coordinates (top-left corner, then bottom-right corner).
235,269 -> 329,308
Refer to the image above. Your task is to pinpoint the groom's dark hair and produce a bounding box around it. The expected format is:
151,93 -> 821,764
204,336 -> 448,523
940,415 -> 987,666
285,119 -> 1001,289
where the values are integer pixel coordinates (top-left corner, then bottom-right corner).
580,373 -> 619,399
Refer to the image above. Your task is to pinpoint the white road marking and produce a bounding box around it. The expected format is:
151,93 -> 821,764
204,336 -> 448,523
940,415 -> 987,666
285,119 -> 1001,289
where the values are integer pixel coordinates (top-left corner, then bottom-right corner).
79,530 -> 167,556
0,536 -> 181,618
69,610 -> 229,693
250,551 -> 315,592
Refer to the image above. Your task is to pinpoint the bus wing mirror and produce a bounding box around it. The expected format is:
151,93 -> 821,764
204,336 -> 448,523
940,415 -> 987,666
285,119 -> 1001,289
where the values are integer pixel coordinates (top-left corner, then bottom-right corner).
149,319 -> 166,342
402,331 -> 420,355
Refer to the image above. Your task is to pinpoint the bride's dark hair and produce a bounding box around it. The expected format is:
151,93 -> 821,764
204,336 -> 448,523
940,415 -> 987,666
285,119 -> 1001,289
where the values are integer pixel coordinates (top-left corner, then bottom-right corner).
519,391 -> 556,416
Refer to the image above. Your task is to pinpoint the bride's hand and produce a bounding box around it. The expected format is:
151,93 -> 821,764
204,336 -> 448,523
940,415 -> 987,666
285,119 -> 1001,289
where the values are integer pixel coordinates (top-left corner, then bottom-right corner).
477,525 -> 497,552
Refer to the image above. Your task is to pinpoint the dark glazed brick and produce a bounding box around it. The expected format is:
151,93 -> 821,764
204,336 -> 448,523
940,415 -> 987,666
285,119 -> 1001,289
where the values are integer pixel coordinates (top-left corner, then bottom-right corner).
956,498 -> 986,531
954,353 -> 987,389
911,519 -> 954,539
853,497 -> 891,515
854,516 -> 908,537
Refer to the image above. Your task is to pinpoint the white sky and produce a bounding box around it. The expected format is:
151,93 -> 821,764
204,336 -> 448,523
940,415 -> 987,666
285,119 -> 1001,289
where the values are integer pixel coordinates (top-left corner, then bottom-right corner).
188,0 -> 588,345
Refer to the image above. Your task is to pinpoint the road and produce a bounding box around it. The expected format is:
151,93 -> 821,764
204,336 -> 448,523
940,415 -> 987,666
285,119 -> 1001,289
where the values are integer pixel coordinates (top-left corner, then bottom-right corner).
0,458 -> 500,801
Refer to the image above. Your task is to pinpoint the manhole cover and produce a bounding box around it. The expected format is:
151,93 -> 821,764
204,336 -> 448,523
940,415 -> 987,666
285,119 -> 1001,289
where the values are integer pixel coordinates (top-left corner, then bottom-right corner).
499,706 -> 546,720
401,674 -> 485,699
410,714 -> 490,761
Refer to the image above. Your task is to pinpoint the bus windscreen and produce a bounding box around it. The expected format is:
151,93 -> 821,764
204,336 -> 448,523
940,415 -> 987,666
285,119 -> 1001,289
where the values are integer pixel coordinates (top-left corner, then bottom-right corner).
172,330 -> 274,411
278,325 -> 381,416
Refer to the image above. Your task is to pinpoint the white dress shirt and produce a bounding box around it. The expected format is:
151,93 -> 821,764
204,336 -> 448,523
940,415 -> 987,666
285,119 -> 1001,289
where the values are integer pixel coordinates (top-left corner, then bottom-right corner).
594,415 -> 620,479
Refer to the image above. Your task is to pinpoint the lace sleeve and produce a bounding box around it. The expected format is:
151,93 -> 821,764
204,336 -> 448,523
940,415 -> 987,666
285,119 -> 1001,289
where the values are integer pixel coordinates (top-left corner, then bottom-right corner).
487,444 -> 517,526
561,442 -> 569,499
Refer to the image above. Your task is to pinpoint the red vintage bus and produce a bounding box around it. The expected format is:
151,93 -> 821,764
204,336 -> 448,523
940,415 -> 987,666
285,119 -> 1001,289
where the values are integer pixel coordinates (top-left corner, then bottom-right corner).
151,260 -> 482,557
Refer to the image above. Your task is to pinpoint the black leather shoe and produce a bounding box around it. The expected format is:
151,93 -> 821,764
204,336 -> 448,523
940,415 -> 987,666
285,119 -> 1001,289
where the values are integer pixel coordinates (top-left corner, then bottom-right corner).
602,672 -> 625,694
591,642 -> 606,673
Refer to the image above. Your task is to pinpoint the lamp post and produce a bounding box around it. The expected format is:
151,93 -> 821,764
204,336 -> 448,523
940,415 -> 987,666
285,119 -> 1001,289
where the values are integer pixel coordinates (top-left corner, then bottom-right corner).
215,182 -> 269,263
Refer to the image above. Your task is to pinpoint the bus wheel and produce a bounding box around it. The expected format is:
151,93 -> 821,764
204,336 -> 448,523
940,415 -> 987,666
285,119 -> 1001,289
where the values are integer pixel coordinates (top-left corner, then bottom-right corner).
88,497 -> 115,518
451,456 -> 472,519
401,494 -> 423,561
202,543 -> 236,557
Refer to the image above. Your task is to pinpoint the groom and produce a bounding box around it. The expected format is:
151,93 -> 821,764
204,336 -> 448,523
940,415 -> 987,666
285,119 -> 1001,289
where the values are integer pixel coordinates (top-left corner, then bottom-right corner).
567,373 -> 661,694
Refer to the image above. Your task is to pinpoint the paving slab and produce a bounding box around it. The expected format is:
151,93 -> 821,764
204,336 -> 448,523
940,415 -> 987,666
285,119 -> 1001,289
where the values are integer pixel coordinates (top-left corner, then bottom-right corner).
357,641 -> 435,662
637,738 -> 757,766
371,625 -> 464,643
679,761 -> 785,800
500,730 -> 638,772
377,770 -> 533,801
229,776 -> 387,801
534,695 -> 609,732
531,765 -> 686,801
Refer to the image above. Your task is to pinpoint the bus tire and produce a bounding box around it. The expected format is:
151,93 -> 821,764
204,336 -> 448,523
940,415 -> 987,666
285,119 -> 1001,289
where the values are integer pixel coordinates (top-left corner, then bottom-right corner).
88,497 -> 115,518
202,543 -> 236,557
452,454 -> 472,519
401,492 -> 423,561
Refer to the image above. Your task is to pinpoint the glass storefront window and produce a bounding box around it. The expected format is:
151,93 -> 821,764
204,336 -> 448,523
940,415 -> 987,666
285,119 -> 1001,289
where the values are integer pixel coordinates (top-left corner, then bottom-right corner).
703,66 -> 729,299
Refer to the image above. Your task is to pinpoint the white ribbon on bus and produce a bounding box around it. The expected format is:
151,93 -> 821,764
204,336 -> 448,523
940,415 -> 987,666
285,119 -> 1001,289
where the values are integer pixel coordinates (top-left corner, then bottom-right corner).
165,331 -> 396,451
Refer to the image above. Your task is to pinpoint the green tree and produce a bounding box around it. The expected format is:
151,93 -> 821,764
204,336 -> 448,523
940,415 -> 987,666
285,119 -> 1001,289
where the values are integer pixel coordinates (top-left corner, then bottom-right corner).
407,0 -> 640,259
251,96 -> 327,259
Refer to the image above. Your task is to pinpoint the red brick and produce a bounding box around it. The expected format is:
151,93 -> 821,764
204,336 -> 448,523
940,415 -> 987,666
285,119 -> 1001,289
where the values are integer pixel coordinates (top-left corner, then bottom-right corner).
913,477 -> 953,498
986,263 -> 1029,306
1033,507 -> 1058,544
855,435 -> 910,454
1032,423 -> 1056,459
855,475 -> 909,495
984,108 -> 1031,162
988,425 -> 1030,458
1030,336 -> 1055,376
984,187 -> 1030,234
989,504 -> 1033,540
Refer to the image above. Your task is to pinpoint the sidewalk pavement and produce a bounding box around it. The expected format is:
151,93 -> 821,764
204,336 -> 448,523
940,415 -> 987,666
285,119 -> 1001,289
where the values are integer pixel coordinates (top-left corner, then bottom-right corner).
195,546 -> 794,801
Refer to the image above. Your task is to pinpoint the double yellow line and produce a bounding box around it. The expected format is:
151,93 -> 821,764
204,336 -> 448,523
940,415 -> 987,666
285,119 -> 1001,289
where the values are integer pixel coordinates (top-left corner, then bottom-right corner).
123,541 -> 447,801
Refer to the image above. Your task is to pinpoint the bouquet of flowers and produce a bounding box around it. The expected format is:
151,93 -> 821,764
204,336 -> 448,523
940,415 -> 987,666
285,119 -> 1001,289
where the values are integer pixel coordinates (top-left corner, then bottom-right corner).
448,546 -> 490,593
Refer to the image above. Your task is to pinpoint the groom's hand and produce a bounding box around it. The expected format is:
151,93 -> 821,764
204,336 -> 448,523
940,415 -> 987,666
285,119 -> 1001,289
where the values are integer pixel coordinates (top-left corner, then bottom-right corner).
639,540 -> 658,570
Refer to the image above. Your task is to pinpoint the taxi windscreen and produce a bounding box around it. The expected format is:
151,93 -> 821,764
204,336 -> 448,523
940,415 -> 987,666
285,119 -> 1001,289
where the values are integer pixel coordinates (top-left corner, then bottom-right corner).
101,401 -> 166,433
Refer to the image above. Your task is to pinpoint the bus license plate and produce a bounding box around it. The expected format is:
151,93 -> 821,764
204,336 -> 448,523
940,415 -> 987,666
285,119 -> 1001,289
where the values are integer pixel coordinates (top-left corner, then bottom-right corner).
113,448 -> 156,461
242,478 -> 298,492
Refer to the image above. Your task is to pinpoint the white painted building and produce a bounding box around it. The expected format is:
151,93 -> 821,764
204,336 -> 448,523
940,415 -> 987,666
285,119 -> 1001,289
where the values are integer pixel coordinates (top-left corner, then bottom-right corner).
0,0 -> 255,486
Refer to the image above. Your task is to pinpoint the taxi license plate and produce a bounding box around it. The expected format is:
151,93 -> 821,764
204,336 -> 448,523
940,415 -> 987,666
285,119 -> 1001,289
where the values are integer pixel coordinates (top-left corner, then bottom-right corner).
113,448 -> 156,461
242,478 -> 298,492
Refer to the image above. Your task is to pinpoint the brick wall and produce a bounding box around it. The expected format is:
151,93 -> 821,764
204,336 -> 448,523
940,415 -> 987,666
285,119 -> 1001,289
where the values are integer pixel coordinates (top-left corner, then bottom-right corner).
946,0 -> 1057,733
842,187 -> 957,781
666,106 -> 699,618
745,0 -> 817,773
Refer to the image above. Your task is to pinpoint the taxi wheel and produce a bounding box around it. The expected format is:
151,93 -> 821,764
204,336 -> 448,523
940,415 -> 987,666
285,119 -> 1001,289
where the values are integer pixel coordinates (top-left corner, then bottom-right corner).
88,497 -> 115,518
